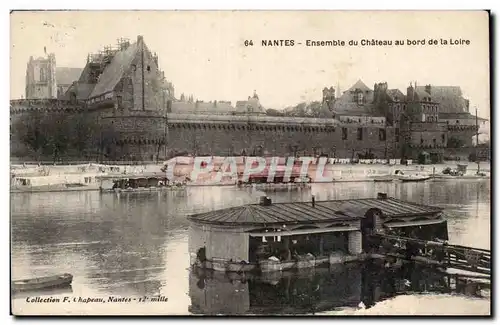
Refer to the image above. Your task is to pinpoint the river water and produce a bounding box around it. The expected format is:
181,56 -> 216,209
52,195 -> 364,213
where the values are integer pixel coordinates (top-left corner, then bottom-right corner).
10,180 -> 491,315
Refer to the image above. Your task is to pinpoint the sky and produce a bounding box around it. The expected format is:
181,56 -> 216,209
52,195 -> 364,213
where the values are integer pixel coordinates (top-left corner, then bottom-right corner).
10,10 -> 490,118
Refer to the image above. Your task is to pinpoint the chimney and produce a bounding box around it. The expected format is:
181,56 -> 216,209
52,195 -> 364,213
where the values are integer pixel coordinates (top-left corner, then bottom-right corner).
259,196 -> 272,206
312,195 -> 316,208
407,84 -> 414,102
425,84 -> 431,95
377,192 -> 388,200
137,35 -> 143,43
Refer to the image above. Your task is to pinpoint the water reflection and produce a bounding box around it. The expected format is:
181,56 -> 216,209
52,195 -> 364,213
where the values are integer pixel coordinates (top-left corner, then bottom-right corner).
188,262 -> 489,315
11,180 -> 490,314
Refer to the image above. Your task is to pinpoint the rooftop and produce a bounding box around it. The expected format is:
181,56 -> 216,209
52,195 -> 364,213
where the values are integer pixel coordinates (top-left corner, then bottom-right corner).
187,196 -> 442,226
440,112 -> 488,121
56,67 -> 83,86
416,85 -> 468,113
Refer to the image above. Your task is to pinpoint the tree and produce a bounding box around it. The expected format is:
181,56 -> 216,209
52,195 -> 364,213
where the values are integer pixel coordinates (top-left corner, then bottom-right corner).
70,113 -> 96,155
11,111 -> 104,162
12,110 -> 48,159
266,108 -> 284,116
45,112 -> 72,162
281,101 -> 333,118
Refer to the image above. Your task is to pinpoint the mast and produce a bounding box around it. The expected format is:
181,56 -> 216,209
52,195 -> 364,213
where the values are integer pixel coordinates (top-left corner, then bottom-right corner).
475,107 -> 480,174
141,38 -> 145,111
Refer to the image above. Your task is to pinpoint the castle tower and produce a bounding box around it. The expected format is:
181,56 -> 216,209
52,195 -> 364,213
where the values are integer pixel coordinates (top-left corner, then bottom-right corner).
25,49 -> 57,99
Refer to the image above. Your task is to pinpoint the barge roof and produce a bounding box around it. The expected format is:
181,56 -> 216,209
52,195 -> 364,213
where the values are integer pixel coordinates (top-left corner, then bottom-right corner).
99,172 -> 168,180
187,197 -> 443,226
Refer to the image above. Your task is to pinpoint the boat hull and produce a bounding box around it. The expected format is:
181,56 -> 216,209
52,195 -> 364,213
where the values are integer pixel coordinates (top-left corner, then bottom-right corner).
12,274 -> 73,292
11,184 -> 100,193
398,176 -> 430,182
100,186 -> 186,193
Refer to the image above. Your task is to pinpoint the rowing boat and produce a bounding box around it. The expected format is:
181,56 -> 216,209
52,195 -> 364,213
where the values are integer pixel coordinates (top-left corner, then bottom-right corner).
11,273 -> 73,292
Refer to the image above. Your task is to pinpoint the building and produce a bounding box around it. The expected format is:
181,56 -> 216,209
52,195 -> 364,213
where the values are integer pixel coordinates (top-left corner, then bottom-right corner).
187,194 -> 447,273
398,83 -> 447,162
11,36 -> 486,163
322,86 -> 336,112
25,52 -> 57,99
171,99 -> 235,115
416,85 -> 469,114
235,90 -> 265,115
25,51 -> 83,100
56,67 -> 83,98
333,79 -> 375,117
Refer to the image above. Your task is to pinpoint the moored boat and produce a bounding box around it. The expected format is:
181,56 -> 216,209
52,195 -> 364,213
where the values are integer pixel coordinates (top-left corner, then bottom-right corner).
237,167 -> 311,191
432,164 -> 490,180
371,175 -> 394,183
397,174 -> 431,182
11,173 -> 103,193
12,273 -> 73,292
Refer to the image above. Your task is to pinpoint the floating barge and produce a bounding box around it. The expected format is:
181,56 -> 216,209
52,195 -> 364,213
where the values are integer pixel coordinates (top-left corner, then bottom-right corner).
11,173 -> 103,193
188,193 -> 448,273
236,167 -> 311,191
98,172 -> 187,193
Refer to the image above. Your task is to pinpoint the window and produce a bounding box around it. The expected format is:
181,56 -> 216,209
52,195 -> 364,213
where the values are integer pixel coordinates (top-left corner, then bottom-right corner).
395,128 -> 400,142
441,134 -> 445,143
357,128 -> 363,140
39,68 -> 47,82
357,92 -> 364,105
433,138 -> 437,147
456,120 -> 460,124
342,127 -> 348,140
117,96 -> 123,109
379,129 -> 386,141
147,65 -> 151,72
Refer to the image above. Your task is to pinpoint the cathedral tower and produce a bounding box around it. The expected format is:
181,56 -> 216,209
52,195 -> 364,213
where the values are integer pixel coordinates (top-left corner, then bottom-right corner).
25,49 -> 57,99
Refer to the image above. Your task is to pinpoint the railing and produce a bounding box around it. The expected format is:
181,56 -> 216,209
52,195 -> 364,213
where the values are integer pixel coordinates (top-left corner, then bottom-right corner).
371,233 -> 491,277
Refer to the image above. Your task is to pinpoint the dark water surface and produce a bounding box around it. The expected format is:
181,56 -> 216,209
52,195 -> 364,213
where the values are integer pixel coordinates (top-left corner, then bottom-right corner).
11,180 -> 490,315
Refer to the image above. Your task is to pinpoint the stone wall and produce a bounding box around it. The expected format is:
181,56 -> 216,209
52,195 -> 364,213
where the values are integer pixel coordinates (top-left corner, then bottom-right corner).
447,125 -> 477,147
100,110 -> 167,161
166,120 -> 398,159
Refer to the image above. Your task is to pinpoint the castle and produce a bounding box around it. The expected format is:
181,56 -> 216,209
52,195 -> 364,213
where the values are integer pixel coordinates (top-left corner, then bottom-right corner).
11,35 -> 488,163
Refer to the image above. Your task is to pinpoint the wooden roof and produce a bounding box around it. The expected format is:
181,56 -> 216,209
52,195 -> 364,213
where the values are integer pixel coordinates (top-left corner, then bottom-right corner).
187,197 -> 443,226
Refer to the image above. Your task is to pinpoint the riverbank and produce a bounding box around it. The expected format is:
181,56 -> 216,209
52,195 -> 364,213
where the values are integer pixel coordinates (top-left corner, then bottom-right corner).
11,159 -> 490,188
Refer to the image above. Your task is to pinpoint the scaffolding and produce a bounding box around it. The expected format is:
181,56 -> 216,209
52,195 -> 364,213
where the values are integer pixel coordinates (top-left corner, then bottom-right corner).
86,38 -> 132,83
88,38 -> 131,66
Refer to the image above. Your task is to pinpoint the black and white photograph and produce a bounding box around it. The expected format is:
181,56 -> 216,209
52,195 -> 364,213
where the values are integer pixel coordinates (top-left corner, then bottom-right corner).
9,10 -> 491,316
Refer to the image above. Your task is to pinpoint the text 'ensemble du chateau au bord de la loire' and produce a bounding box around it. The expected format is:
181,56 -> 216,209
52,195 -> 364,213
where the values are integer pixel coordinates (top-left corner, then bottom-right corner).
244,38 -> 471,47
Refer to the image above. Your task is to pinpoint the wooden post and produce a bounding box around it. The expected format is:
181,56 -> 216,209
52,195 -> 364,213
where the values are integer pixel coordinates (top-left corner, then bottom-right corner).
319,235 -> 324,256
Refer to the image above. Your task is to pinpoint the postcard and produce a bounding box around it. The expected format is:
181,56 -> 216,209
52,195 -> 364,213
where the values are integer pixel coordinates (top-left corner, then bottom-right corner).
10,10 -> 490,316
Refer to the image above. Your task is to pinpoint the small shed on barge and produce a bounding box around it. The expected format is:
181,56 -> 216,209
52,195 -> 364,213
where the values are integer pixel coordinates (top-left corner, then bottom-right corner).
187,193 -> 448,273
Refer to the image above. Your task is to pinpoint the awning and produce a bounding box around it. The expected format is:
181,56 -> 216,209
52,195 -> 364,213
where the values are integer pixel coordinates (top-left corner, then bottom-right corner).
384,219 -> 446,228
248,226 -> 359,237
